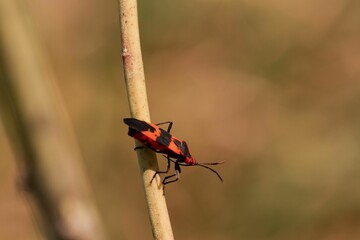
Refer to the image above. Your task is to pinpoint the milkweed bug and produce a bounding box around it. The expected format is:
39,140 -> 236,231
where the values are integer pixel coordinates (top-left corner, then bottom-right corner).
123,118 -> 224,191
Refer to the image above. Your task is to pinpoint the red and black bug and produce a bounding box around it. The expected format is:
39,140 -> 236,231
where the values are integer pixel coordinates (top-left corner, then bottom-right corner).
124,118 -> 223,190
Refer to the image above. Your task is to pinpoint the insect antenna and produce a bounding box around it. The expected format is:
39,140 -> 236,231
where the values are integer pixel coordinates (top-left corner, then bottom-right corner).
197,161 -> 225,166
195,163 -> 223,182
163,155 -> 224,182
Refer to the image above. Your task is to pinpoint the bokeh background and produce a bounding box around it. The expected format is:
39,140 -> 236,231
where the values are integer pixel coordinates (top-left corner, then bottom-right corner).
1,0 -> 360,239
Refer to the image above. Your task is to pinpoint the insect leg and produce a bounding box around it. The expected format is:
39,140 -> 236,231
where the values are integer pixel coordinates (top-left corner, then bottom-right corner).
134,146 -> 144,151
150,156 -> 171,183
134,145 -> 162,153
162,162 -> 181,193
155,121 -> 173,133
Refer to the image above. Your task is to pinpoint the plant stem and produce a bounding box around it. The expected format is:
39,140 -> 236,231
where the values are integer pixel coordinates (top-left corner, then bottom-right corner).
0,1 -> 106,239
118,0 -> 174,239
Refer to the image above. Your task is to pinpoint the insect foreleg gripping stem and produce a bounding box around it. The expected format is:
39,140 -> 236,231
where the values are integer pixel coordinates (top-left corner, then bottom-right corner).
161,162 -> 181,193
150,156 -> 171,183
134,146 -> 144,151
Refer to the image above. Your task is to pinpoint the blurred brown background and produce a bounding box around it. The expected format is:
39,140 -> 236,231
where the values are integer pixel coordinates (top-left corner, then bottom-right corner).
1,0 -> 360,239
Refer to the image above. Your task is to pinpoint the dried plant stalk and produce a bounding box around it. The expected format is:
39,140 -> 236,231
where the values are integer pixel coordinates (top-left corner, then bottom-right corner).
0,0 -> 106,239
118,0 -> 174,239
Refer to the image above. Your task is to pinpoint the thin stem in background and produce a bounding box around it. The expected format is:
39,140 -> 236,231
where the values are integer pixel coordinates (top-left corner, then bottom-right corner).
0,0 -> 106,239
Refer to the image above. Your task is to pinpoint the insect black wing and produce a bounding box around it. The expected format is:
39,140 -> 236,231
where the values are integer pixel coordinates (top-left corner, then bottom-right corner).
123,118 -> 156,133
179,141 -> 191,158
124,118 -> 176,154
156,128 -> 172,147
